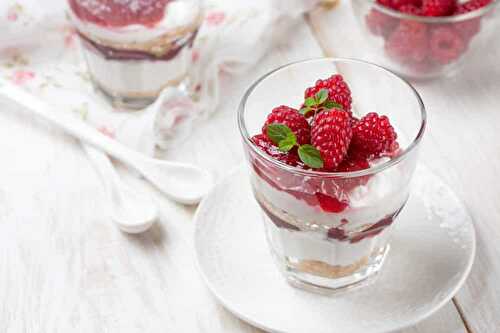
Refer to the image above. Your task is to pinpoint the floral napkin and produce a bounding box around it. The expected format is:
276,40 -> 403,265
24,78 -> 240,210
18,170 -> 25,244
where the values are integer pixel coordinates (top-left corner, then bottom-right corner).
0,0 -> 321,157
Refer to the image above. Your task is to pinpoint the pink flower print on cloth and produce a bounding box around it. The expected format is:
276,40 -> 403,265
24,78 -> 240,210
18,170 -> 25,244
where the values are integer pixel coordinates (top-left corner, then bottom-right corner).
205,11 -> 225,26
11,70 -> 35,85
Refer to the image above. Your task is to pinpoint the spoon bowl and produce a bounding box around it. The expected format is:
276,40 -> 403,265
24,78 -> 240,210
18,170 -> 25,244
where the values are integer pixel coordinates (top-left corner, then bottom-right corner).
110,184 -> 158,234
84,145 -> 159,233
135,157 -> 213,205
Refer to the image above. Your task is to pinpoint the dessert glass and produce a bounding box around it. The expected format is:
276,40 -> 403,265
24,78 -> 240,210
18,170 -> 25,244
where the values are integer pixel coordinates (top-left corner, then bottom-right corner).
351,0 -> 498,80
67,0 -> 203,109
238,58 -> 426,293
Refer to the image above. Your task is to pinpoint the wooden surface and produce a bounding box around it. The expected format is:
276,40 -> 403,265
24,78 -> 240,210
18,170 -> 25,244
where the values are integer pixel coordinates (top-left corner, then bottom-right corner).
0,1 -> 498,332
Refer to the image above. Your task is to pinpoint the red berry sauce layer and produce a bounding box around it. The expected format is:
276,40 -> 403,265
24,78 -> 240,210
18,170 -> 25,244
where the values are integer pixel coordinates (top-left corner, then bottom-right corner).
327,206 -> 403,244
78,29 -> 198,61
68,0 -> 171,28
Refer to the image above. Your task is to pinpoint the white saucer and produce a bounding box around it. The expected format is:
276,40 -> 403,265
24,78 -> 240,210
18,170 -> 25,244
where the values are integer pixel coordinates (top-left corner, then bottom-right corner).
194,165 -> 475,333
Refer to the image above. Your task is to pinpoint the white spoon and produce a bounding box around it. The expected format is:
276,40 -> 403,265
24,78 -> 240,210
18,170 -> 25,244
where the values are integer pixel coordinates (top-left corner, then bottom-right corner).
0,79 -> 213,205
84,145 -> 158,233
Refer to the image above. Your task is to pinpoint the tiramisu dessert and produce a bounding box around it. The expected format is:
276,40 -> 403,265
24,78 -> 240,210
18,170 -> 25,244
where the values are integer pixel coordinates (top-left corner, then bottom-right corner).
244,74 -> 415,291
67,0 -> 203,109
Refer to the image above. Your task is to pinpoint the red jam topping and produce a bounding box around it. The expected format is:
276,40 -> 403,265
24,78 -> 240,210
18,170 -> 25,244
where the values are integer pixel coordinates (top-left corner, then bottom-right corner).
69,0 -> 171,28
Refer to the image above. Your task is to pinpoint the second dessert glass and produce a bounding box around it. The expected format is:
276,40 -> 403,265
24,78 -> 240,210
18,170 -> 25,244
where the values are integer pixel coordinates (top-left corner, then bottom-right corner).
238,58 -> 426,293
67,0 -> 203,109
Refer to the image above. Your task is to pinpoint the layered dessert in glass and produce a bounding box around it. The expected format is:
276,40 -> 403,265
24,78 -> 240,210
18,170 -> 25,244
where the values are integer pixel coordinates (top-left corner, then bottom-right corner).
238,59 -> 426,293
67,0 -> 203,109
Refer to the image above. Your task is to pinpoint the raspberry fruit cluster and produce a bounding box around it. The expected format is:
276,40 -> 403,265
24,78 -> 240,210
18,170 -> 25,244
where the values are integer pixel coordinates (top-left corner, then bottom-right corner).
252,74 -> 398,173
250,75 -> 399,212
366,0 -> 492,74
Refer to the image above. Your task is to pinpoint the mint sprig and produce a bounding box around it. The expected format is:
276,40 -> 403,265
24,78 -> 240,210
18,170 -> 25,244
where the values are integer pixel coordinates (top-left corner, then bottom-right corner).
300,89 -> 343,117
266,124 -> 324,169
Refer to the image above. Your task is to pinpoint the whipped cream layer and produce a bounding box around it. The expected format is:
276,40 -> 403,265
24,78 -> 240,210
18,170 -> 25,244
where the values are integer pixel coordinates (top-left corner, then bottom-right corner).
69,0 -> 201,44
83,44 -> 190,96
253,160 -> 408,231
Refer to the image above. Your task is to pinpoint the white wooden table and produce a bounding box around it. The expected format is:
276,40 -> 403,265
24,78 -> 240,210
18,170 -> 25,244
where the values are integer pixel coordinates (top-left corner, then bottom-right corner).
1,1 -> 498,332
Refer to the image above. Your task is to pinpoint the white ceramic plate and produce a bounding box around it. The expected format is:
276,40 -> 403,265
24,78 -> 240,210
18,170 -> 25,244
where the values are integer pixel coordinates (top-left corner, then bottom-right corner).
194,165 -> 475,333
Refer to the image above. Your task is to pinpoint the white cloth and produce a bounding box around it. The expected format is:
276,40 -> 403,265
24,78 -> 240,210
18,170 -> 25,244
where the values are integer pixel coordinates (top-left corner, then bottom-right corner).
0,0 -> 320,156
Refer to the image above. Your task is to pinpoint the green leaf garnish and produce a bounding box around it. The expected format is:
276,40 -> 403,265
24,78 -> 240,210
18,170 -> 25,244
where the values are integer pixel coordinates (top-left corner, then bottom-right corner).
278,134 -> 297,152
298,145 -> 324,169
304,97 -> 316,107
315,89 -> 329,105
324,100 -> 343,110
299,107 -> 310,115
299,107 -> 314,117
266,123 -> 297,152
266,124 -> 293,145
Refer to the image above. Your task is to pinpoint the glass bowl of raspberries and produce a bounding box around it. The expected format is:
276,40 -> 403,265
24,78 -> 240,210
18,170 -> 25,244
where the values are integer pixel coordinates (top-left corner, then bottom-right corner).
238,58 -> 426,293
352,0 -> 498,79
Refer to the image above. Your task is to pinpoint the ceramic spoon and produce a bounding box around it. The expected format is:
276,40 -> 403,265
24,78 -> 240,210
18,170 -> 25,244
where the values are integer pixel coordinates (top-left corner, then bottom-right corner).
84,145 -> 158,233
0,79 -> 213,205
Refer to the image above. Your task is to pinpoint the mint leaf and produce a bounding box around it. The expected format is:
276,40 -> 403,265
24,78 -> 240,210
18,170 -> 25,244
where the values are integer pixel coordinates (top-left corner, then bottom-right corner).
304,97 -> 316,107
266,124 -> 297,152
324,100 -> 343,110
278,134 -> 297,152
315,89 -> 329,105
266,124 -> 293,145
298,145 -> 324,169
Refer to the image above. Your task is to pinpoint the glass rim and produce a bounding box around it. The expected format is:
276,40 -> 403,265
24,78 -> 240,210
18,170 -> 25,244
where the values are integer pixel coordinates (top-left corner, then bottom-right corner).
365,0 -> 498,23
237,57 -> 427,179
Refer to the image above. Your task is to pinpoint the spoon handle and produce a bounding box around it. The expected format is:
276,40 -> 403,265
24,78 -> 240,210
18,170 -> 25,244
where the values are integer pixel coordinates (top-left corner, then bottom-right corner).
0,79 -> 146,167
0,79 -> 213,204
83,144 -> 118,197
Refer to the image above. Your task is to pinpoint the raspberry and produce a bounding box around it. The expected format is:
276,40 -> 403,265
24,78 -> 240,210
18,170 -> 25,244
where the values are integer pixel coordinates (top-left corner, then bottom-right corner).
454,0 -> 488,41
377,0 -> 396,8
399,4 -> 423,15
68,0 -> 171,27
305,75 -> 353,112
262,106 -> 311,145
316,193 -> 349,213
429,27 -> 466,65
393,0 -> 422,9
409,60 -> 438,75
335,154 -> 371,192
251,134 -> 305,168
350,116 -> 360,127
351,112 -> 398,159
422,0 -> 456,16
336,155 -> 370,172
385,21 -> 429,64
366,9 -> 399,38
311,109 -> 352,170
457,0 -> 492,11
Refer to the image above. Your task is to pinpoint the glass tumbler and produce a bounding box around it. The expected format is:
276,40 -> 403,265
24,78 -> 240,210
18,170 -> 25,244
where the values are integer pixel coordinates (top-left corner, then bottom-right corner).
67,0 -> 203,109
238,58 -> 426,293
